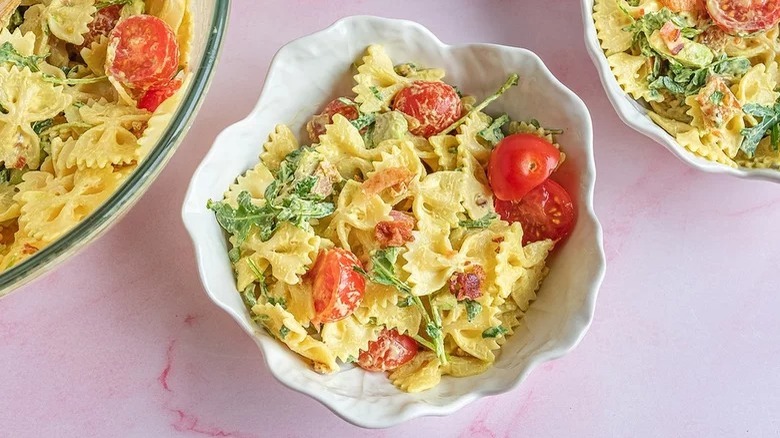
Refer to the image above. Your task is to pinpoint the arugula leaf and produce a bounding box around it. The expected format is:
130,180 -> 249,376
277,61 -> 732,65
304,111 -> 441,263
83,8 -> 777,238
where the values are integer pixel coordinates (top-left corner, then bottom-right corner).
8,9 -> 24,33
464,299 -> 482,322
355,248 -> 448,364
32,119 -> 54,136
0,169 -> 10,184
709,90 -> 724,106
350,112 -> 376,131
242,285 -> 258,309
741,102 -> 780,156
459,212 -> 498,229
649,55 -> 750,97
279,325 -> 290,339
437,73 -> 519,135
208,191 -> 276,247
369,86 -> 382,102
482,325 -> 509,339
397,295 -> 414,308
0,42 -> 43,72
477,114 -> 509,146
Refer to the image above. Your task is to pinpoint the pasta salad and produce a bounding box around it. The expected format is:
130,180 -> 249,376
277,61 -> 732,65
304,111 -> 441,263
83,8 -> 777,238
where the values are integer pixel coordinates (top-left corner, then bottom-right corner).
0,0 -> 191,271
594,0 -> 780,169
208,45 -> 576,392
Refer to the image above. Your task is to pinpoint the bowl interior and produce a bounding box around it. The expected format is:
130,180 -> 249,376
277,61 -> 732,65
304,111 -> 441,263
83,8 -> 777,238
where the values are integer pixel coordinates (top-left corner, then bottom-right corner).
0,0 -> 231,298
184,16 -> 604,427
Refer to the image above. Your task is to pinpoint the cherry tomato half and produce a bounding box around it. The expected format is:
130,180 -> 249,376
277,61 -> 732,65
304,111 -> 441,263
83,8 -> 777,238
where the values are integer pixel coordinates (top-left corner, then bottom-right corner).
706,0 -> 780,35
306,98 -> 360,142
494,179 -> 576,245
357,328 -> 418,372
138,78 -> 182,112
106,15 -> 180,90
487,133 -> 561,202
306,248 -> 365,326
81,4 -> 122,49
392,81 -> 461,138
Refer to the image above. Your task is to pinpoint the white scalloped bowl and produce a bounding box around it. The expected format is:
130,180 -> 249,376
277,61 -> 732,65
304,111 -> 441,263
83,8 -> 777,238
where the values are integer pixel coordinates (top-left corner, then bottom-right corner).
582,0 -> 780,182
182,16 -> 605,428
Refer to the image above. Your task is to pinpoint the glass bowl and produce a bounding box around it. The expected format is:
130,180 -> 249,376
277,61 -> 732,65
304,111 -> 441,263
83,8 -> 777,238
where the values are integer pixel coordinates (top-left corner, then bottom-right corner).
0,1 -> 231,298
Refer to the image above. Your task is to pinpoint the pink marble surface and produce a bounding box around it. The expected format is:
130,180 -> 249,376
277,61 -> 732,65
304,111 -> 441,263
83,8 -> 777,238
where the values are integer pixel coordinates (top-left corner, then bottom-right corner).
2,0 -> 779,436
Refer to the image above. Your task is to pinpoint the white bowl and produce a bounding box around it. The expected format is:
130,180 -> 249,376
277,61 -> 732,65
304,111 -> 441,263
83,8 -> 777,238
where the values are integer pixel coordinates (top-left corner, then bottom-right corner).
581,0 -> 780,182
182,16 -> 606,428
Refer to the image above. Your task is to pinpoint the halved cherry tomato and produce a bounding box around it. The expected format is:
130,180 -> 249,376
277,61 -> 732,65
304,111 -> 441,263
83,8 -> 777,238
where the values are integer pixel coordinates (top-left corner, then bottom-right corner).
306,248 -> 365,325
706,0 -> 780,35
306,98 -> 360,142
357,328 -> 418,372
661,0 -> 705,13
487,133 -> 561,202
392,81 -> 461,138
138,78 -> 182,112
494,179 -> 576,245
106,15 -> 180,90
81,5 -> 123,49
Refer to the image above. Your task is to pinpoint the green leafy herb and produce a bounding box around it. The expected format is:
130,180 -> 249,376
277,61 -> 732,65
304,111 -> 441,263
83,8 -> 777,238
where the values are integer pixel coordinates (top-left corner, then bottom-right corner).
8,9 -> 24,33
741,101 -> 780,156
279,325 -> 290,339
355,248 -> 448,364
458,212 -> 498,229
95,0 -> 134,8
32,119 -> 54,136
477,114 -> 509,146
346,355 -> 357,363
648,55 -> 750,97
369,85 -> 382,102
0,169 -> 9,184
482,325 -> 509,339
464,299 -> 482,322
350,112 -> 376,131
437,73 -> 519,135
242,285 -> 258,309
710,90 -> 724,106
208,191 -> 277,247
397,295 -> 414,308
0,42 -> 43,72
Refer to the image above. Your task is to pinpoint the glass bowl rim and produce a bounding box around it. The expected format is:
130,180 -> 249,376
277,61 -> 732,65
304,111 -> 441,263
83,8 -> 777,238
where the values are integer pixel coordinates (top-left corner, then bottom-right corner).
0,0 -> 231,298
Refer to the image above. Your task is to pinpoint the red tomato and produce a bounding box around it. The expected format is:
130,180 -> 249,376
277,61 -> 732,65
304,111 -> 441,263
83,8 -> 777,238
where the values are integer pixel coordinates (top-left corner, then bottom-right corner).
487,133 -> 561,202
392,81 -> 461,138
306,248 -> 365,325
494,179 -> 576,245
306,98 -> 360,142
357,329 -> 418,372
706,0 -> 780,35
81,5 -> 122,49
138,78 -> 182,112
106,15 -> 180,90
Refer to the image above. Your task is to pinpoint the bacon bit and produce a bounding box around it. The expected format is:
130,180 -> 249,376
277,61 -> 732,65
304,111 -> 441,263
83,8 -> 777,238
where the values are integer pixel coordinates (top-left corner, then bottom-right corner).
13,156 -> 26,170
659,21 -> 686,55
363,167 -> 414,196
306,113 -> 331,143
696,76 -> 741,128
449,265 -> 486,301
375,211 -> 415,248
22,243 -> 38,255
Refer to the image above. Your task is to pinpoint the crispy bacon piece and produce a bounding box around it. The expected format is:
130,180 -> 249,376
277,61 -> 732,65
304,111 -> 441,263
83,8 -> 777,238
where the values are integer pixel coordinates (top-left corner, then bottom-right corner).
375,211 -> 415,248
362,167 -> 414,196
449,265 -> 486,301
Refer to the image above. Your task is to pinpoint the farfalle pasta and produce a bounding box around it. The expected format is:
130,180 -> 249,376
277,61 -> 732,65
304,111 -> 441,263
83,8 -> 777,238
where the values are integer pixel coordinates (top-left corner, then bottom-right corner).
209,45 -> 576,392
593,0 -> 780,169
0,0 -> 193,271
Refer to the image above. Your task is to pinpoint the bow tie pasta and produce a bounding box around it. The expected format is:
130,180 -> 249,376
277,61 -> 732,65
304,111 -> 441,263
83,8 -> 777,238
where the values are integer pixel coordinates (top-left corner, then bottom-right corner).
593,0 -> 780,169
209,45 -> 577,392
0,1 -> 193,271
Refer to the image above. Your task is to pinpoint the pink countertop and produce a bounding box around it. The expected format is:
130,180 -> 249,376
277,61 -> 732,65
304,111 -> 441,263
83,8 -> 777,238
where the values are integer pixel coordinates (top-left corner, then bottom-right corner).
2,1 -> 779,436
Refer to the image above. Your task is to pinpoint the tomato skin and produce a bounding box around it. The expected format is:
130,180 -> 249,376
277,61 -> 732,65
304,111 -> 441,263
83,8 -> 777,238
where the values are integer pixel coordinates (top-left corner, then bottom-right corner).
138,79 -> 182,112
307,98 -> 360,142
306,248 -> 365,325
488,133 -> 561,202
106,15 -> 180,90
392,81 -> 461,138
494,179 -> 576,245
706,0 -> 780,35
357,328 -> 418,372
81,5 -> 122,49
